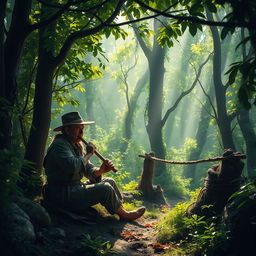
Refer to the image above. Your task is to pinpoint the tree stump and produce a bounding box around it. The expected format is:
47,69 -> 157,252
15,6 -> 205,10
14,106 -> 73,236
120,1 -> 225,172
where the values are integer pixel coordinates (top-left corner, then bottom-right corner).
186,149 -> 244,217
138,152 -> 166,205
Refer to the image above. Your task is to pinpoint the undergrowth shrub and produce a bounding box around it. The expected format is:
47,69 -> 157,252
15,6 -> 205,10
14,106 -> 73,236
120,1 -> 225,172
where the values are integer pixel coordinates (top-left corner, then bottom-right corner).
91,125 -> 144,189
156,189 -> 227,255
155,139 -> 198,198
75,234 -> 116,256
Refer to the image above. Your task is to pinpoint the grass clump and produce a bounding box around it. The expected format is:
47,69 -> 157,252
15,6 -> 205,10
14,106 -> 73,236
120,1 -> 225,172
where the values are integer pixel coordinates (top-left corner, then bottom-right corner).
76,234 -> 117,256
156,190 -> 227,255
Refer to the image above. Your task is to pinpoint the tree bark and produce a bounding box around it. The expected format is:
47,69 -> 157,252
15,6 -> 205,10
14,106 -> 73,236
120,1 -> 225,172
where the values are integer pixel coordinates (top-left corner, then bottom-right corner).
24,22 -> 55,171
237,107 -> 256,177
131,16 -> 167,176
207,11 -> 236,150
183,84 -> 214,180
138,152 -> 166,204
146,19 -> 167,176
0,0 -> 32,150
237,36 -> 256,177
0,0 -> 6,97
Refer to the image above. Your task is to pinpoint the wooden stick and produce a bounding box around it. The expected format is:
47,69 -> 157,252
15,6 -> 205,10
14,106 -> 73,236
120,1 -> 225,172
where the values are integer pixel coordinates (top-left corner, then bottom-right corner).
80,138 -> 118,172
138,153 -> 246,165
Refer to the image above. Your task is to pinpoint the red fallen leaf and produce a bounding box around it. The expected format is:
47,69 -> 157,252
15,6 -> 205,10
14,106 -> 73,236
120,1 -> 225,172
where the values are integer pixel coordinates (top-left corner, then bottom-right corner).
145,223 -> 151,227
121,232 -> 133,236
120,232 -> 143,241
151,242 -> 175,249
152,243 -> 164,249
121,232 -> 143,237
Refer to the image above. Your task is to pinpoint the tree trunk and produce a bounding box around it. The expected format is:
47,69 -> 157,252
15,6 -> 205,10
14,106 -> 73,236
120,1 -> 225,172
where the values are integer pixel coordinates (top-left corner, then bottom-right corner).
146,19 -> 167,176
131,16 -> 167,176
186,149 -> 244,217
236,31 -> 256,177
138,152 -> 166,204
237,107 -> 256,177
207,11 -> 236,150
183,84 -> 214,180
24,25 -> 55,171
0,0 -> 32,150
0,0 -> 6,97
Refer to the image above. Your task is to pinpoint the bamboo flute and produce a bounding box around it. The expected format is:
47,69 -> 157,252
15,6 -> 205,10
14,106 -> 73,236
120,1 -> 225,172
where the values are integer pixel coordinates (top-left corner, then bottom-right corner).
80,137 -> 118,172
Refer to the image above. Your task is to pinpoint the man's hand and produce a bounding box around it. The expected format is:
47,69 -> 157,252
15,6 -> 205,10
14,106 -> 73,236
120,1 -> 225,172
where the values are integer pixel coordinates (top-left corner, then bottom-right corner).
99,159 -> 115,174
86,142 -> 96,155
82,142 -> 96,166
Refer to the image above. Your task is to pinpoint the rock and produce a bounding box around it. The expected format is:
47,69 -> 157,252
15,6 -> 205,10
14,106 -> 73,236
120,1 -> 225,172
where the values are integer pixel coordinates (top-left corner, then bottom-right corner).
49,227 -> 66,239
1,202 -> 36,245
11,196 -> 51,228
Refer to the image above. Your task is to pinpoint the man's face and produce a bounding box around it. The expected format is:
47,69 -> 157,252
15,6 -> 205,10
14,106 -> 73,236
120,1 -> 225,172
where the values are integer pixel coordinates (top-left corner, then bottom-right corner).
65,124 -> 84,143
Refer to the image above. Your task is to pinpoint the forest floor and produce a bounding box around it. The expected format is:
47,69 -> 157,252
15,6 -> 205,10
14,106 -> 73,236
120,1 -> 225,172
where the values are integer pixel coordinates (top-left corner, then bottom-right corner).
41,197 -> 182,256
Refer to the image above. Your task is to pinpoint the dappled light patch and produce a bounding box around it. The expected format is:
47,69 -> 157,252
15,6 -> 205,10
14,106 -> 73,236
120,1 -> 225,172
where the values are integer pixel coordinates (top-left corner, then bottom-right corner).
159,204 -> 170,213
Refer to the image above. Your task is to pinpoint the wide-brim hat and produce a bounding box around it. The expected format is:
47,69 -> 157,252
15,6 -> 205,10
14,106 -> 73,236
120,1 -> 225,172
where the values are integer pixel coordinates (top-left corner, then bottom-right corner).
53,111 -> 94,132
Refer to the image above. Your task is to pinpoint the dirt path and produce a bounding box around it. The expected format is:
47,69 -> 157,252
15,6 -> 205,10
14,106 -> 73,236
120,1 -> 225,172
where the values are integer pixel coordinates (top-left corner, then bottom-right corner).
49,213 -> 165,255
111,217 -> 162,255
44,198 -> 182,255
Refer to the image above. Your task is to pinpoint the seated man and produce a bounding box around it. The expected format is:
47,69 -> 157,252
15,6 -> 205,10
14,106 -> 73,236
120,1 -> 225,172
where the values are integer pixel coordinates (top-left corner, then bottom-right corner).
43,111 -> 145,221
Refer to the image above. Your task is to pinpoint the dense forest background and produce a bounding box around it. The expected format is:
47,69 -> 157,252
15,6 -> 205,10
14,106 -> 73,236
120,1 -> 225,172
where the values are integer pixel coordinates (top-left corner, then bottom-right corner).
0,0 -> 256,255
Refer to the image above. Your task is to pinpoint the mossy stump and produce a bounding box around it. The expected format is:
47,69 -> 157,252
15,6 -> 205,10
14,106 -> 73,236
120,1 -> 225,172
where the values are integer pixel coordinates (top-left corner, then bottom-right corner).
186,149 -> 244,217
138,152 -> 166,205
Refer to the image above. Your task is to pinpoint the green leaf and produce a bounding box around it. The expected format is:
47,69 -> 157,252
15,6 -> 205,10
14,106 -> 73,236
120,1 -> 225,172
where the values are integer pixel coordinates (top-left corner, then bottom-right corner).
206,2 -> 217,13
228,68 -> 238,84
181,22 -> 188,33
189,23 -> 197,37
167,40 -> 174,48
105,28 -> 111,39
189,3 -> 203,14
182,0 -> 190,5
221,27 -> 230,40
235,36 -> 251,50
197,23 -> 203,32
238,86 -> 251,109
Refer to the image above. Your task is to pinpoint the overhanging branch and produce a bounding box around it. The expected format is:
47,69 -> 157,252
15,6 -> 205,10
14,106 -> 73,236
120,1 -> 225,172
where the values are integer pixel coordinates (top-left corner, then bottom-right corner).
161,53 -> 212,127
135,0 -> 250,29
53,0 -> 125,67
